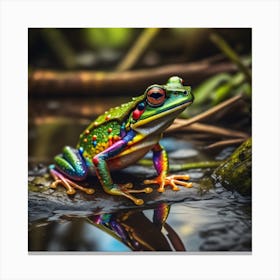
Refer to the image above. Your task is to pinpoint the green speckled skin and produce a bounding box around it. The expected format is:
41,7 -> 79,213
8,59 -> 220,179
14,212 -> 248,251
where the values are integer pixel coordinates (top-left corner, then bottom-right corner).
78,120 -> 121,162
93,95 -> 145,126
77,94 -> 146,163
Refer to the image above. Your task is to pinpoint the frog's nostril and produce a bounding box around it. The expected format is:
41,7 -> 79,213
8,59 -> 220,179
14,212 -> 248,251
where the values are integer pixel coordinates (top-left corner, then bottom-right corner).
184,90 -> 188,95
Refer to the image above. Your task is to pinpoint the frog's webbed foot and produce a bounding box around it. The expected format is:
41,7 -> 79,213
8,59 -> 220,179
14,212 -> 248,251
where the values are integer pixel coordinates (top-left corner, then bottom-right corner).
108,184 -> 153,205
49,168 -> 95,195
144,174 -> 192,193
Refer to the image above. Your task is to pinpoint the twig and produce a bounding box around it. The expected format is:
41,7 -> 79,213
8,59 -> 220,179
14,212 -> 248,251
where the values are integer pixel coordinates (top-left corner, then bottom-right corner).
116,28 -> 160,71
138,159 -> 222,171
168,122 -> 249,139
167,94 -> 243,132
170,161 -> 222,171
205,138 -> 246,149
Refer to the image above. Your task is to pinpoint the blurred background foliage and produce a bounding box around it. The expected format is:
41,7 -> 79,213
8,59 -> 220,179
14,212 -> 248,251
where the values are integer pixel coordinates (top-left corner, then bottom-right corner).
28,29 -> 252,251
29,28 -> 251,70
28,28 -> 251,162
28,28 -> 251,116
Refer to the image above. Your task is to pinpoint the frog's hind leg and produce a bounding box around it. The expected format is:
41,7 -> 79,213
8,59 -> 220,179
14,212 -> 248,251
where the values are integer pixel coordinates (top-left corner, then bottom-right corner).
49,146 -> 94,195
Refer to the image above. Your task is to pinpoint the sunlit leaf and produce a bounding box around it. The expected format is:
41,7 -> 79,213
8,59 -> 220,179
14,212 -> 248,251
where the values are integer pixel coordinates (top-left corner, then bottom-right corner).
83,28 -> 134,49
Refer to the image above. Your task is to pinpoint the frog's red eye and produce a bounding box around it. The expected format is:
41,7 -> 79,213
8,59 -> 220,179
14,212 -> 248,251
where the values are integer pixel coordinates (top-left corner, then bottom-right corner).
146,86 -> 166,107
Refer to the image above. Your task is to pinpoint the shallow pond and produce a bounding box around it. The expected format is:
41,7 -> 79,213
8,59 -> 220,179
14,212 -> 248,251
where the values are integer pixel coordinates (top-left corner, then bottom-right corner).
28,119 -> 251,252
28,193 -> 251,252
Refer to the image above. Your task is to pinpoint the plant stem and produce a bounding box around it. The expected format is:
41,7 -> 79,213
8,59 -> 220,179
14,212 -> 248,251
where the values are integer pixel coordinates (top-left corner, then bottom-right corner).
138,159 -> 222,171
210,33 -> 251,84
41,28 -> 77,69
116,28 -> 160,72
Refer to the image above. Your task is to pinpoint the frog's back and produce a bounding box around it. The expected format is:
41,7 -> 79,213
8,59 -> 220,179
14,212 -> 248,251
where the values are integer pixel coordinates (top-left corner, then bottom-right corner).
77,95 -> 145,164
93,98 -> 140,126
77,119 -> 122,163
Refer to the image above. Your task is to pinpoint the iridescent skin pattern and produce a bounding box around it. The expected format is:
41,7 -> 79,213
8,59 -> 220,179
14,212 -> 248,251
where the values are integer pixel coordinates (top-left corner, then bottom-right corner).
49,76 -> 194,205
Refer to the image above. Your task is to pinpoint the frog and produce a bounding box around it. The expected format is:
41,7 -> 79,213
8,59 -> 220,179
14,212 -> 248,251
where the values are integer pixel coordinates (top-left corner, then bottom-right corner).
49,76 -> 194,205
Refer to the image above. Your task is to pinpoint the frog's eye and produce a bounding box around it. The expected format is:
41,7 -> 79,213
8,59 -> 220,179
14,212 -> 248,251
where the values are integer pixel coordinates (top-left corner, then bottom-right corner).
146,86 -> 166,107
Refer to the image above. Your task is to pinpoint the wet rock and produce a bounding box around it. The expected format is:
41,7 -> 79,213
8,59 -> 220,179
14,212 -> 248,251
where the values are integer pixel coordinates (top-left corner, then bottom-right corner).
28,168 -> 218,222
212,138 -> 251,196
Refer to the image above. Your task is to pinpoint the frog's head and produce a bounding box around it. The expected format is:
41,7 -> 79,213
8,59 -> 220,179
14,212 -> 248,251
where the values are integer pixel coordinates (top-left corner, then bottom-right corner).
131,76 -> 193,135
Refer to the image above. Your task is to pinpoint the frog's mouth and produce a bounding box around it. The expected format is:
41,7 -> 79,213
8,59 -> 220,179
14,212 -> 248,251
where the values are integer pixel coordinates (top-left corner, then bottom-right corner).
131,101 -> 192,135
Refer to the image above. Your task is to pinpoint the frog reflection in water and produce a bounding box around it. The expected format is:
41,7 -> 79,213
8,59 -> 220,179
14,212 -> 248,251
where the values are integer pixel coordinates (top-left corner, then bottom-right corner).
49,76 -> 194,205
88,203 -> 185,251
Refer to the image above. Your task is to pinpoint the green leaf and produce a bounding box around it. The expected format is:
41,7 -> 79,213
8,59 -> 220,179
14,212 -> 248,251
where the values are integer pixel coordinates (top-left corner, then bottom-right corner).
84,28 -> 134,49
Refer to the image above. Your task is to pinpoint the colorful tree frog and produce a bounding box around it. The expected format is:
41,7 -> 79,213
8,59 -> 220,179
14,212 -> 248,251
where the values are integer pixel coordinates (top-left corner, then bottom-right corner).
49,76 -> 194,205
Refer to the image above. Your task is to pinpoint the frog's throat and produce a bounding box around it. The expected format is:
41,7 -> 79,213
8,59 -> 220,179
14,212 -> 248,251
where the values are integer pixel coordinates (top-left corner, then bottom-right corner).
131,101 -> 192,129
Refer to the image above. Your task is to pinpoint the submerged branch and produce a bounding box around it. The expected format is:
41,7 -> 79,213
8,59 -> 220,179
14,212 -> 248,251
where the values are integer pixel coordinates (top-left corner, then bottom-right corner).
138,159 -> 222,171
169,161 -> 222,171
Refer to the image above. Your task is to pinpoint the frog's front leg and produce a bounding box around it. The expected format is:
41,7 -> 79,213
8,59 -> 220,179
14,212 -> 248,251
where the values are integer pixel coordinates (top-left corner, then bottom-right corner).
144,143 -> 192,192
49,146 -> 95,195
93,132 -> 153,206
